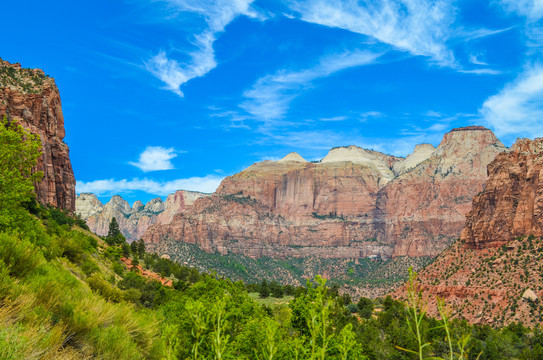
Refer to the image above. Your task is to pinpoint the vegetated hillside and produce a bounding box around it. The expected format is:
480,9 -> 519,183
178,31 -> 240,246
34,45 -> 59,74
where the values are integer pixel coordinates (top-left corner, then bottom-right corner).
0,58 -> 75,210
4,207 -> 543,360
149,237 -> 432,298
394,137 -> 543,327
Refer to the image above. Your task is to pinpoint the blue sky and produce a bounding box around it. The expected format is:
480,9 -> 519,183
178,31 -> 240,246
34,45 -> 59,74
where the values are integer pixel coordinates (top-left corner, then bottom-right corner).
3,0 -> 543,204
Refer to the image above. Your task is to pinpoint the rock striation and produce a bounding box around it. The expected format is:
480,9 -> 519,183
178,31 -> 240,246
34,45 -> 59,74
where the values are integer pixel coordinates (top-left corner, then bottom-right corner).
76,190 -> 208,241
0,58 -> 76,210
143,126 -> 506,261
394,137 -> 543,326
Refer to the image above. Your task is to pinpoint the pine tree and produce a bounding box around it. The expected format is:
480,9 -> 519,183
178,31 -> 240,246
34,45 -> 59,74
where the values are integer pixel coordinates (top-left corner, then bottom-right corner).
106,217 -> 125,245
136,238 -> 146,256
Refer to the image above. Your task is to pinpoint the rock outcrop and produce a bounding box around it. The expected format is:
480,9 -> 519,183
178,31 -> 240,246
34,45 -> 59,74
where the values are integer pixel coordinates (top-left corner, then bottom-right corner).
76,190 -> 208,241
461,137 -> 543,248
394,137 -> 543,326
143,126 -> 506,261
0,58 -> 75,210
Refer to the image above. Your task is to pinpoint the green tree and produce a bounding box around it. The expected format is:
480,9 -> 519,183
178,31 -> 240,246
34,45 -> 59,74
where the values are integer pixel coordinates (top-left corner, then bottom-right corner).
136,238 -> 146,256
357,297 -> 374,319
106,217 -> 125,245
259,280 -> 270,298
0,116 -> 43,232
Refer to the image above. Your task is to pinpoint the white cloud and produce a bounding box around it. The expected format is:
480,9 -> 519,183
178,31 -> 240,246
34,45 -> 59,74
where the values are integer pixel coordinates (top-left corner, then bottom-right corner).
129,146 -> 179,172
481,64 -> 543,138
76,175 -> 224,196
499,0 -> 543,21
146,0 -> 259,96
240,50 -> 381,123
285,0 -> 457,66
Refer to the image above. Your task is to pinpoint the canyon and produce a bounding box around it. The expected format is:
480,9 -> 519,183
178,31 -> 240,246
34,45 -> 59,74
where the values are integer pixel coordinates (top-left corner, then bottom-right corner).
0,59 -> 75,210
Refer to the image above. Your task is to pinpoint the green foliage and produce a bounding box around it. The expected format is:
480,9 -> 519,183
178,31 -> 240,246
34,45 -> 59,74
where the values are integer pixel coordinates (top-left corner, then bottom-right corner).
0,116 -> 43,233
358,297 -> 374,319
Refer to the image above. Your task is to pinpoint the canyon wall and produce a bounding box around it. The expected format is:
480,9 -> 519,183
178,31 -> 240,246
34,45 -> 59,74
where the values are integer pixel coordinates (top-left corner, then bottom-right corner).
0,59 -> 75,210
143,126 -> 506,260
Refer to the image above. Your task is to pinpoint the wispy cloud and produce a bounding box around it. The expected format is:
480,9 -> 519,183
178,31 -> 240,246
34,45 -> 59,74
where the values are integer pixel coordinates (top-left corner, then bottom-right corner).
145,0 -> 260,96
498,0 -> 543,22
240,50 -> 381,123
129,146 -> 180,172
285,0 -> 457,66
319,115 -> 348,122
480,63 -> 543,139
469,53 -> 488,66
458,68 -> 502,75
76,175 -> 224,196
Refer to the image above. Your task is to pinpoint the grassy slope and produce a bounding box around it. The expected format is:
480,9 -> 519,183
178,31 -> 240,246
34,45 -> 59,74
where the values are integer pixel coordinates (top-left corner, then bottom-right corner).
0,224 -> 163,359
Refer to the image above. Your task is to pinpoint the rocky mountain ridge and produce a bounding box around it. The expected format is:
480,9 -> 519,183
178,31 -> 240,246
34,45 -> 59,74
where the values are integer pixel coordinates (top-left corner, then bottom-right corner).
0,58 -> 75,210
143,126 -> 506,267
395,137 -> 543,326
76,190 -> 208,241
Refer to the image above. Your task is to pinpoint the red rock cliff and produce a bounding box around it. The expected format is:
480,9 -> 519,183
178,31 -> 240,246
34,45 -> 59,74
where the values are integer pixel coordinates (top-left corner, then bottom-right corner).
143,127 -> 505,260
461,137 -> 543,248
0,59 -> 75,210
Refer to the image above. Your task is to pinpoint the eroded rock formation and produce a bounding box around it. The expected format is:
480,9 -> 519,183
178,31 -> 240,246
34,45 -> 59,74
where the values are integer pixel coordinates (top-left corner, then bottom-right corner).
461,137 -> 543,248
0,58 -> 75,210
76,190 -> 208,241
143,127 -> 506,260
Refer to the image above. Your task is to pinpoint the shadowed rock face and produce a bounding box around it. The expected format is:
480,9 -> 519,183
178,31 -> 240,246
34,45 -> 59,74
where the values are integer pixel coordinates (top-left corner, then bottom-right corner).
76,191 -> 209,241
143,127 -> 506,260
0,59 -> 75,210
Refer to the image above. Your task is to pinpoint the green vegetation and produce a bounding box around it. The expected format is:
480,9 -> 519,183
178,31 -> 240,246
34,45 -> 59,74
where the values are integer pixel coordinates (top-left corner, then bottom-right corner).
0,116 -> 43,233
311,211 -> 345,220
0,62 -> 48,93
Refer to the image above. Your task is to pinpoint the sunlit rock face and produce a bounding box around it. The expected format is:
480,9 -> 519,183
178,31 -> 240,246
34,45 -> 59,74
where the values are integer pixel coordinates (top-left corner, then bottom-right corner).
0,59 -> 76,210
143,126 -> 506,260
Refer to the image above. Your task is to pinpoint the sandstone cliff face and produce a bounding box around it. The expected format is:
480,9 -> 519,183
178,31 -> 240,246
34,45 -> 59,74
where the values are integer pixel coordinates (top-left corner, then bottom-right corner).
0,59 -> 75,210
76,190 -> 208,241
376,126 -> 506,256
461,137 -> 543,248
394,137 -> 543,326
143,127 -> 506,260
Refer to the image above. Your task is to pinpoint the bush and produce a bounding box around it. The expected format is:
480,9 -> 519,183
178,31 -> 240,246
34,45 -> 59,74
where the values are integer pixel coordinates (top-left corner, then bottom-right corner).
346,303 -> 358,313
0,232 -> 43,278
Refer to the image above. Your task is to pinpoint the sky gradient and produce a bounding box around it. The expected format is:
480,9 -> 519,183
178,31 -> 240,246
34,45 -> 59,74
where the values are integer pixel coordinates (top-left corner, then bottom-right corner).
3,0 -> 543,204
